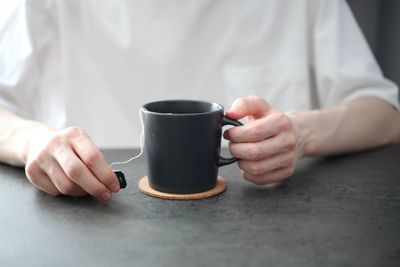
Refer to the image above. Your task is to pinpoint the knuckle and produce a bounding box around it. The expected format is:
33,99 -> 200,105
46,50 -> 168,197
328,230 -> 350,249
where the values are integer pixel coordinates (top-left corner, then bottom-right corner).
274,113 -> 291,131
45,187 -> 62,197
25,161 -> 37,177
249,95 -> 264,104
241,97 -> 252,106
283,136 -> 297,151
248,162 -> 264,176
251,123 -> 265,139
58,180 -> 77,195
82,150 -> 100,169
289,150 -> 297,161
247,126 -> 258,139
25,165 -> 41,185
47,134 -> 63,146
91,187 -> 108,199
242,171 -> 261,185
64,162 -> 83,179
282,167 -> 294,178
64,126 -> 85,138
32,150 -> 48,167
269,111 -> 281,120
234,98 -> 248,109
45,134 -> 67,154
247,145 -> 262,160
282,154 -> 295,167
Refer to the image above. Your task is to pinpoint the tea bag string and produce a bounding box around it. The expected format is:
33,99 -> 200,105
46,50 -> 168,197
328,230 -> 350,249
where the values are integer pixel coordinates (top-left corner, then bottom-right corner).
110,108 -> 145,169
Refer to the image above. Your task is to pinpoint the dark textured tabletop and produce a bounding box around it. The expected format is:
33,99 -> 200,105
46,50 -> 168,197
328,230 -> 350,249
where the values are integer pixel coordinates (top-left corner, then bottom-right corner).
1,146 -> 400,267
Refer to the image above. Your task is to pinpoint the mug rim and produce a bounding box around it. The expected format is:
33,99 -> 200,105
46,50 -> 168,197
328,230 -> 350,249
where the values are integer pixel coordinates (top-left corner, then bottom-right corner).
141,99 -> 223,116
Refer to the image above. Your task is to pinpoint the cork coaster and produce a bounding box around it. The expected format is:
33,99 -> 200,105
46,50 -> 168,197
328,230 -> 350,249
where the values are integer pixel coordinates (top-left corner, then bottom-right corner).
138,176 -> 226,200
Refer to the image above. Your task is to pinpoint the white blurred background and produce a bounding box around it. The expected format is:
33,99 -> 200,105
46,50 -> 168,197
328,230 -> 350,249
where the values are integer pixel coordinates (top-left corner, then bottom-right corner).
1,0 -> 399,100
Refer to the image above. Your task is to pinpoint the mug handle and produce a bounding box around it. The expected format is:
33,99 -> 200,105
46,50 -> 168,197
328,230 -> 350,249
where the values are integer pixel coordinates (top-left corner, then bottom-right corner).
218,116 -> 243,167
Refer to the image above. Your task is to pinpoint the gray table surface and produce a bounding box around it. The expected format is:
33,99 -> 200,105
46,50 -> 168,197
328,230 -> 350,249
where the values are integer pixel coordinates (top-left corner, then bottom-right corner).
1,146 -> 400,267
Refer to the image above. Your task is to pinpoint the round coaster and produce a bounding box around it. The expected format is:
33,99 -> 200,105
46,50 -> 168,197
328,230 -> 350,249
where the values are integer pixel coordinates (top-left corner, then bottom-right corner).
138,176 -> 227,200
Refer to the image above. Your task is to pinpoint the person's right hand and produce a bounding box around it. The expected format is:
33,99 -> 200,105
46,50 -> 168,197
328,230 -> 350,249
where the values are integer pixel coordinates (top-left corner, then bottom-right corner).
24,126 -> 120,201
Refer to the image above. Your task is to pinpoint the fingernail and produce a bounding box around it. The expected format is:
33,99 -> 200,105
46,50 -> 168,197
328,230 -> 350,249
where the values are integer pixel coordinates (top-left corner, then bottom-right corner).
99,192 -> 112,202
110,182 -> 120,193
223,131 -> 229,139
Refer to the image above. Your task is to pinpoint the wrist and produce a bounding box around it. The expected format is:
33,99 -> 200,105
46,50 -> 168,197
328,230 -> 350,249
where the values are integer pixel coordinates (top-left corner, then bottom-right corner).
22,122 -> 55,165
1,120 -> 54,166
0,108 -> 56,166
285,110 -> 321,157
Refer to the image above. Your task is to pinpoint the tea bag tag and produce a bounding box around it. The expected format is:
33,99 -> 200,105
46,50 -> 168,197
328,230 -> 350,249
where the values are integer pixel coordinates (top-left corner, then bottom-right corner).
110,108 -> 145,189
114,170 -> 127,189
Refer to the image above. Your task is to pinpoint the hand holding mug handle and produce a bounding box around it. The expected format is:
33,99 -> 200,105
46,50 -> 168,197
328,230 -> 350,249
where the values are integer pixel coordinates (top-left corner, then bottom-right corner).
218,116 -> 243,167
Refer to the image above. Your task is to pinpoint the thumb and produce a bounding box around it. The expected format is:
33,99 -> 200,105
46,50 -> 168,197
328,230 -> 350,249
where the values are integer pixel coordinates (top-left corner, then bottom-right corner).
226,96 -> 272,120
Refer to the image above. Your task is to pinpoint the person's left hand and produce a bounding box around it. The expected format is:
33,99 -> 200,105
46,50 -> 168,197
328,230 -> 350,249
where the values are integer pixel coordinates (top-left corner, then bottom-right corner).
224,96 -> 303,186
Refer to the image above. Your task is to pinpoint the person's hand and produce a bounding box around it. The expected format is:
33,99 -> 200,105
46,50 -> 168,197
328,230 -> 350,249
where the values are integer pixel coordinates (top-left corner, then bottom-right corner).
224,96 -> 303,186
24,126 -> 119,201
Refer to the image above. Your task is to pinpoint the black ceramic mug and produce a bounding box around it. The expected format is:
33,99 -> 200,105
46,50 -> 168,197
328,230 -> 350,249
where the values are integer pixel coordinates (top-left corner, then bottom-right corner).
141,100 -> 242,194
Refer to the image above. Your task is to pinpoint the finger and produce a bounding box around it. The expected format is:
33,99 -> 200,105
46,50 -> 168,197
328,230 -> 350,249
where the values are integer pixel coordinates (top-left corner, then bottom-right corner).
54,147 -> 112,201
242,166 -> 294,185
25,163 -> 61,196
238,151 -> 296,176
72,135 -> 120,193
229,133 -> 296,160
226,96 -> 273,120
44,159 -> 87,197
224,116 -> 278,143
225,111 -> 294,143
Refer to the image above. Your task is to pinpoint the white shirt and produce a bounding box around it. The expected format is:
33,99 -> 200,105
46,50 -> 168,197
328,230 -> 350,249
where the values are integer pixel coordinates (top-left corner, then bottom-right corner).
0,0 -> 398,148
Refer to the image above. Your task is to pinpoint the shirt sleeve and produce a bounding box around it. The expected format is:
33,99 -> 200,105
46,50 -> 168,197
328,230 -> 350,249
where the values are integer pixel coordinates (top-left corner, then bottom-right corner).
312,0 -> 399,110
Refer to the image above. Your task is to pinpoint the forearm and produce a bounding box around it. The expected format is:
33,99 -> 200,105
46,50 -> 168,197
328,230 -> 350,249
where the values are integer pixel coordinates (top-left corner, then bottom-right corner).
0,108 -> 53,166
287,97 -> 400,157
